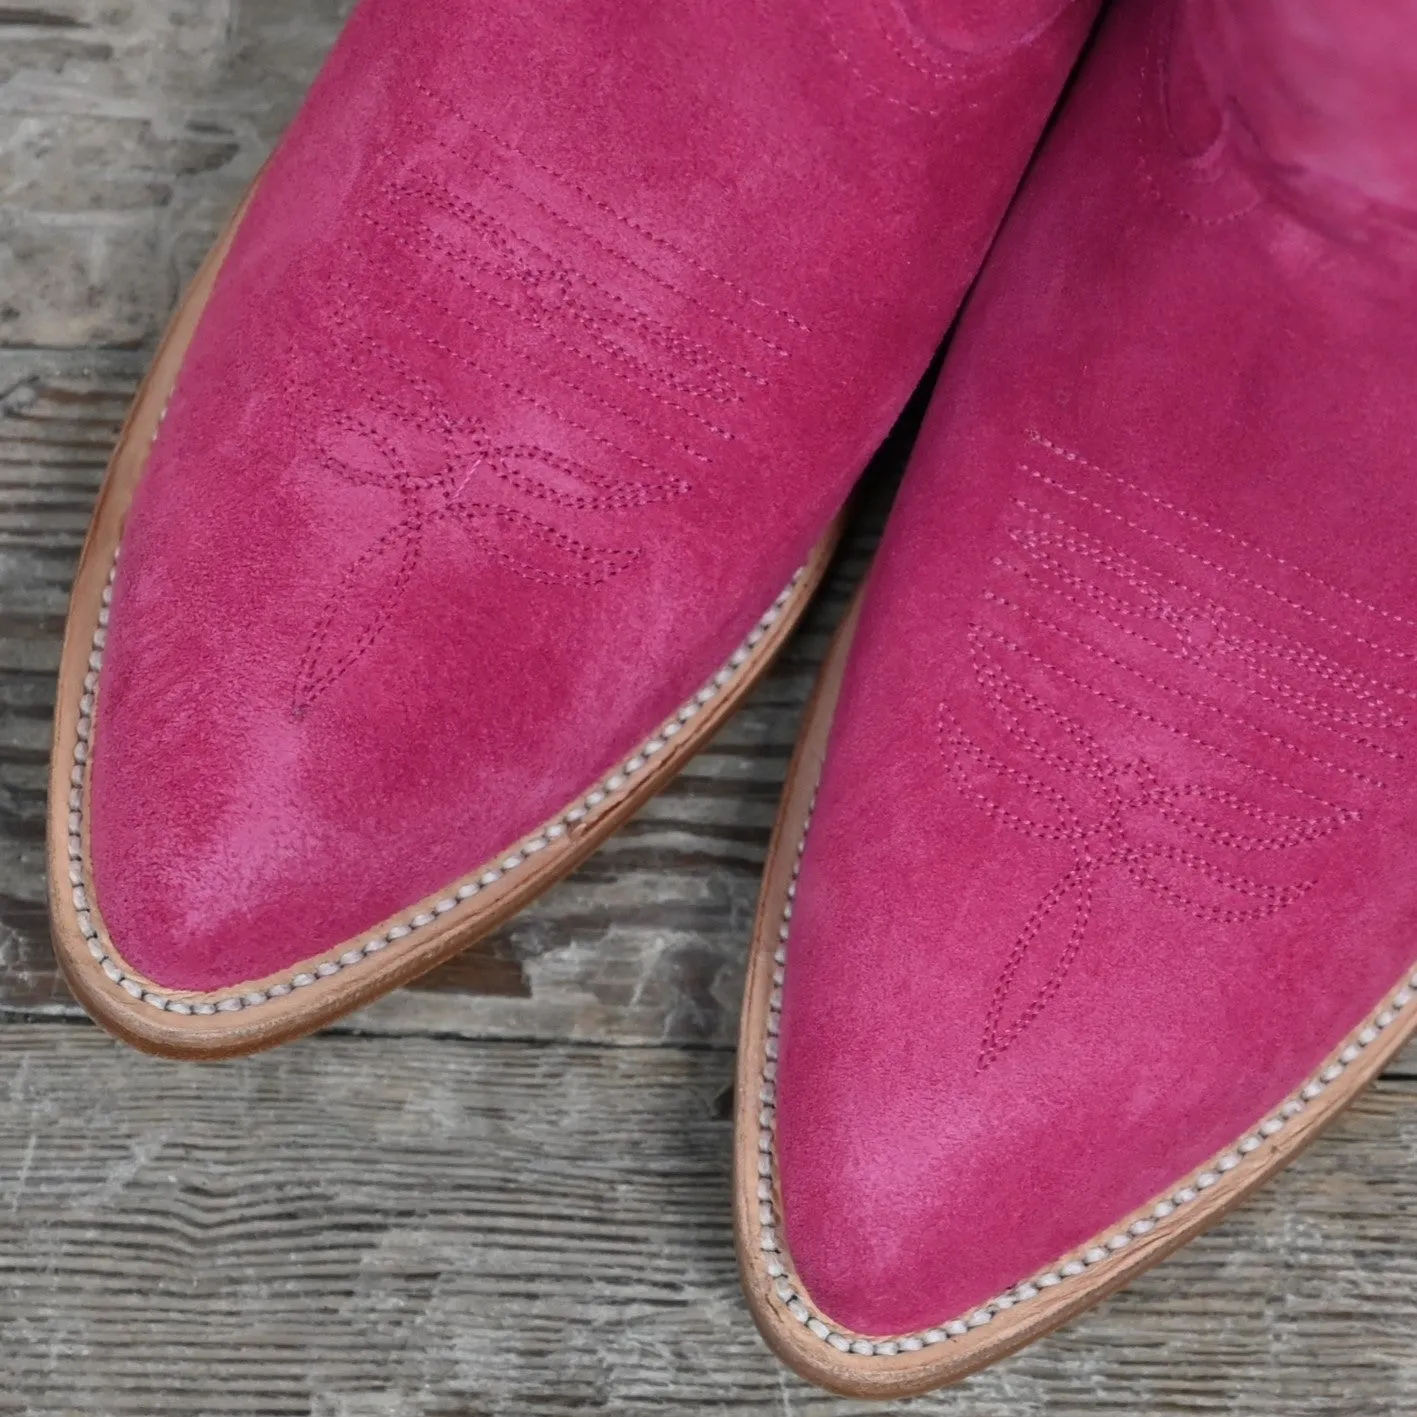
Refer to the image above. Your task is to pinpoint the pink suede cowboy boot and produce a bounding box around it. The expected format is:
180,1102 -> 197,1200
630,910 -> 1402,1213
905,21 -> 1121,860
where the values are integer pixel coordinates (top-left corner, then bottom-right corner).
737,0 -> 1417,1394
49,0 -> 1100,1057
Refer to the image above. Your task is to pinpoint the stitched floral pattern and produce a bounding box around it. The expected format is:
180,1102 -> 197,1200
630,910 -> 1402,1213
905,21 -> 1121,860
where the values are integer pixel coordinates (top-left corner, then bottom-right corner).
285,88 -> 807,715
293,401 -> 658,714
66,551 -> 812,1016
942,434 -> 1407,1069
753,779 -> 1417,1360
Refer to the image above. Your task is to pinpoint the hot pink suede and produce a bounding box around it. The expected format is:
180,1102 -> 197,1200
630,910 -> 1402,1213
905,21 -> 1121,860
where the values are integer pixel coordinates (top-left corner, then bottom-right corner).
89,0 -> 1100,991
776,0 -> 1417,1338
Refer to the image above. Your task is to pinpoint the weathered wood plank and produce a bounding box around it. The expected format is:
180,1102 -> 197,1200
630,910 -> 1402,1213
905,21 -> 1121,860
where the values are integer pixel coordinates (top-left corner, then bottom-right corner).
0,0 -> 355,348
0,350 -> 900,1044
0,1026 -> 1413,1415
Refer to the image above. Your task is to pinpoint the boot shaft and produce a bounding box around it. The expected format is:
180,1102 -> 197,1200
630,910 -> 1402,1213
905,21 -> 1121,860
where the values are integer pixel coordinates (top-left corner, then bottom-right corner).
1174,0 -> 1417,225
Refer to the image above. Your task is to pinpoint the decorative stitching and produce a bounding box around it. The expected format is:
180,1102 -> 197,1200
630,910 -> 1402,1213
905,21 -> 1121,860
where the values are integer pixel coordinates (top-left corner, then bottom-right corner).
69,549 -> 809,1013
335,244 -> 718,465
295,501 -> 639,715
409,81 -> 809,339
302,385 -> 677,510
390,170 -> 757,402
874,11 -> 958,82
893,0 -> 1081,60
442,142 -> 795,362
360,201 -> 738,443
1008,505 -> 1417,710
1004,534 -> 1406,735
1134,2 -> 1262,228
322,298 -> 688,490
308,330 -> 690,518
824,6 -> 950,119
1135,157 -> 1261,231
1151,784 -> 1349,854
1032,433 -> 1417,634
289,375 -> 655,714
1025,468 -> 1417,665
1004,551 -> 1403,739
751,786 -> 1417,1357
946,638 -> 1352,856
823,0 -> 1073,118
943,627 -> 1336,1068
981,588 -> 1394,788
294,516 -> 426,713
1120,840 -> 1310,921
332,276 -> 712,468
941,438 -> 1417,1062
752,439 -> 1417,1353
969,623 -> 1354,814
978,858 -> 1093,1064
286,113 -> 756,713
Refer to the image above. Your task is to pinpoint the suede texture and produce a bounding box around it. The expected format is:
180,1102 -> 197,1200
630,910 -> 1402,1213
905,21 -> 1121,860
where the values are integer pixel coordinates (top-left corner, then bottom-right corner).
90,0 -> 1099,991
776,0 -> 1417,1338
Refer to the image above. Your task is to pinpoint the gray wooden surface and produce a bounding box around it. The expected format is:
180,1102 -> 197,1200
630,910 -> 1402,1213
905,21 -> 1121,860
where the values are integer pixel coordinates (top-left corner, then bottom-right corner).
1,5 -> 1415,1414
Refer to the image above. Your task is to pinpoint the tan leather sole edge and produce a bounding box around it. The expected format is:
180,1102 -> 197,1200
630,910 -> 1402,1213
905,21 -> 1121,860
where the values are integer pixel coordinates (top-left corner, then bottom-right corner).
47,183 -> 844,1061
734,590 -> 1417,1399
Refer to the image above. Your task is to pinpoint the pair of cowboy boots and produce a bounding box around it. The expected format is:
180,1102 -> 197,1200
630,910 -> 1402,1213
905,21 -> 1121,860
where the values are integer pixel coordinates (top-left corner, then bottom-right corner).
49,0 -> 1417,1395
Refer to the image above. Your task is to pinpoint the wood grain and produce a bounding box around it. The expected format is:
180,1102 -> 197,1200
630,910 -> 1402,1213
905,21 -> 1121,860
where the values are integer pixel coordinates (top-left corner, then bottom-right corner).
0,0 -> 355,348
0,1027 -> 1413,1417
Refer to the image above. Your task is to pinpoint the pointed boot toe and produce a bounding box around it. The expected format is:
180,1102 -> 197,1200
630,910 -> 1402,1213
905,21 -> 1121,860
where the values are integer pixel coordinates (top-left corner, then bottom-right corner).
50,0 -> 1098,1055
738,0 -> 1417,1394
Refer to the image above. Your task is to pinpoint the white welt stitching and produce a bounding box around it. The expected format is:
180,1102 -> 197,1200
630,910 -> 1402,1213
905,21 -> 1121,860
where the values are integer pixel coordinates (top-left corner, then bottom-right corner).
754,786 -> 1417,1357
67,550 -> 807,1014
